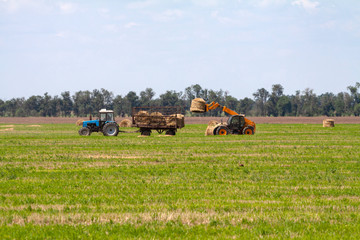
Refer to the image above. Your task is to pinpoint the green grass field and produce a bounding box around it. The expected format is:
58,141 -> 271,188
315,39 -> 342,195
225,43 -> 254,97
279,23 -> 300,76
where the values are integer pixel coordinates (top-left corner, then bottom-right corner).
0,123 -> 360,239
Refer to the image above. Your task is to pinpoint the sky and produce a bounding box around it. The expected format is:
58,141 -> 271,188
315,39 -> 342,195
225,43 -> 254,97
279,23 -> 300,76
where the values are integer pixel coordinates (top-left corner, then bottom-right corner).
1,0 -> 360,100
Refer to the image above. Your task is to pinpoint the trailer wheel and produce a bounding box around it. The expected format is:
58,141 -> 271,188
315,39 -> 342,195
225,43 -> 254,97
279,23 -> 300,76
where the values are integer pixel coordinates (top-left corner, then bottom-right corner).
242,126 -> 254,135
102,123 -> 119,136
79,127 -> 91,136
165,129 -> 176,135
216,126 -> 229,135
141,129 -> 151,136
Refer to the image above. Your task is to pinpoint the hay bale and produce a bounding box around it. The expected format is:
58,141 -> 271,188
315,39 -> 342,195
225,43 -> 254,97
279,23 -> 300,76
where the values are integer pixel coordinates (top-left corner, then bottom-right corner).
208,120 -> 219,127
135,111 -> 150,124
323,119 -> 335,127
190,98 -> 206,113
176,114 -> 185,128
76,119 -> 84,126
119,119 -> 132,127
150,112 -> 163,116
205,125 -> 217,136
167,115 -> 177,126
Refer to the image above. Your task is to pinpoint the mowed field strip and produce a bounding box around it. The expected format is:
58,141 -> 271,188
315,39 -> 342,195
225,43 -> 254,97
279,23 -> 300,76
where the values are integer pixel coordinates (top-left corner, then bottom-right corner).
0,123 -> 360,238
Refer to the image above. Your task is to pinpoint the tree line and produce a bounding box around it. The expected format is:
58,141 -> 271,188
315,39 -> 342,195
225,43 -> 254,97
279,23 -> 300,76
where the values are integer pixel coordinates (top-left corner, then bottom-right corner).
1,83 -> 360,117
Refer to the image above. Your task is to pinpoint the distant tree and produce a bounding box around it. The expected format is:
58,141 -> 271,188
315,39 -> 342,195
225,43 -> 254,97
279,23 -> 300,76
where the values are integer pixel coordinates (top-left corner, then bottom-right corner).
318,93 -> 335,116
267,84 -> 284,116
160,90 -> 182,106
139,88 -> 155,106
237,97 -> 255,116
276,96 -> 292,116
72,90 -> 92,117
301,88 -> 318,116
60,91 -> 73,117
253,88 -> 269,116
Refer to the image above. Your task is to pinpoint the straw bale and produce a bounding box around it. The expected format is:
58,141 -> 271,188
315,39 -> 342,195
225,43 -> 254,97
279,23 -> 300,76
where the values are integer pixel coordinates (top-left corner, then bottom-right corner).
205,125 -> 217,136
150,112 -> 163,116
323,119 -> 335,127
190,98 -> 206,113
208,120 -> 219,127
135,111 -> 150,124
176,114 -> 185,128
76,119 -> 84,126
119,119 -> 132,127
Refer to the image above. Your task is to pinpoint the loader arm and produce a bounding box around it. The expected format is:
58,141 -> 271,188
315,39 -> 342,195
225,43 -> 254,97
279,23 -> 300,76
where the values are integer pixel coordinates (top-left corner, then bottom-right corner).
206,101 -> 239,115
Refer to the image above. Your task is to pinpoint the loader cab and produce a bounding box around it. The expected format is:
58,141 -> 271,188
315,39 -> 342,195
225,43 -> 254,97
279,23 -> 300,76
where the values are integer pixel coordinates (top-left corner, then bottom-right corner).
227,115 -> 245,133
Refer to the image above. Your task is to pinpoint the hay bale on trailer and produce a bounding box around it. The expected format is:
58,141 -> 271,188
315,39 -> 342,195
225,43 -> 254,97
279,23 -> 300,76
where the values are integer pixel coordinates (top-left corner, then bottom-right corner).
176,114 -> 185,128
150,112 -> 165,125
190,98 -> 206,113
135,111 -> 150,124
323,119 -> 335,127
119,119 -> 132,127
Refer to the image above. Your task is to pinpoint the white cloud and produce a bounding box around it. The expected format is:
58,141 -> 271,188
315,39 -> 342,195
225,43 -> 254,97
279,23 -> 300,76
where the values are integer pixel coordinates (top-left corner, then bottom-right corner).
211,11 -> 234,24
192,0 -> 219,7
154,9 -> 183,22
127,0 -> 157,9
292,0 -> 319,11
0,0 -> 50,13
103,24 -> 118,33
58,2 -> 77,14
257,0 -> 287,8
55,31 -> 67,38
124,22 -> 138,29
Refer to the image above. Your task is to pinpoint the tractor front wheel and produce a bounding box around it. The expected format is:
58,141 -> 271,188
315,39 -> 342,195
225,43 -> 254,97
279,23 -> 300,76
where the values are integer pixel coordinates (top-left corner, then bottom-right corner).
79,127 -> 91,136
102,123 -> 119,136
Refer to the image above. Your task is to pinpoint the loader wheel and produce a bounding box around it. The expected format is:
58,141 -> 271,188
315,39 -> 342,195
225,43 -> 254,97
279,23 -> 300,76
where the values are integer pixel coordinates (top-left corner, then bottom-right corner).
242,126 -> 254,135
216,126 -> 229,135
102,123 -> 119,136
79,127 -> 91,136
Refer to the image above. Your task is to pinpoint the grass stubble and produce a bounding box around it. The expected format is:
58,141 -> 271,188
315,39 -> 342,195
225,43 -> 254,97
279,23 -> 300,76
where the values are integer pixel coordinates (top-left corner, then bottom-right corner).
0,123 -> 359,239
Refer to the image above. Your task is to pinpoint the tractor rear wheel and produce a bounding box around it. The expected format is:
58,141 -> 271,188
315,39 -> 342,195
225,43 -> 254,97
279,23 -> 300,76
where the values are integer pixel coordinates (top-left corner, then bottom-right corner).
216,126 -> 229,135
79,127 -> 91,136
102,123 -> 119,136
242,126 -> 254,135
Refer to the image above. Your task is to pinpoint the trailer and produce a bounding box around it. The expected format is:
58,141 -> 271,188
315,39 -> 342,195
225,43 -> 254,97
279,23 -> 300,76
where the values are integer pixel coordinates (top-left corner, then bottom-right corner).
132,106 -> 184,136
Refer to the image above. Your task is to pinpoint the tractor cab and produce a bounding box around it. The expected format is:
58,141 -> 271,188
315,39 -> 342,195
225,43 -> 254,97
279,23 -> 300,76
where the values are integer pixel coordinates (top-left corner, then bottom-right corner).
227,115 -> 245,133
99,109 -> 115,123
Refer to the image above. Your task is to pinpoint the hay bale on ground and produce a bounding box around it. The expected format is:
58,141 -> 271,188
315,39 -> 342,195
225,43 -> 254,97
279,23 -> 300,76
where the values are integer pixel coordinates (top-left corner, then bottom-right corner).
190,98 -> 206,113
119,119 -> 132,127
76,119 -> 84,126
205,125 -> 217,136
208,120 -> 219,127
323,119 -> 335,127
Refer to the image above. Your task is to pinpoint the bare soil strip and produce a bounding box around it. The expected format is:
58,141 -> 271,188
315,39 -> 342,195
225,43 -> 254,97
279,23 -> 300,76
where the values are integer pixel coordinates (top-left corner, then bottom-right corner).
0,116 -> 359,124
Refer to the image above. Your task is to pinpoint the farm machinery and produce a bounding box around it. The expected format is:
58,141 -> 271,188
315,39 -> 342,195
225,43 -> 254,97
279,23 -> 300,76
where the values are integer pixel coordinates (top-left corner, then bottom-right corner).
78,107 -> 185,137
190,98 -> 256,135
78,109 -> 119,136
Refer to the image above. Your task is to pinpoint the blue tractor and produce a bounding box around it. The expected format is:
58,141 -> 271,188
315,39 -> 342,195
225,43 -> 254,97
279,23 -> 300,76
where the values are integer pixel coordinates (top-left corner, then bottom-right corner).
78,109 -> 119,136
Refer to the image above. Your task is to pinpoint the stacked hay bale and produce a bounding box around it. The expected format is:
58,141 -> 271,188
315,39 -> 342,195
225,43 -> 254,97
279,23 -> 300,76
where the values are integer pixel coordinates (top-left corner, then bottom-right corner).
176,114 -> 185,128
150,112 -> 165,125
323,119 -> 335,127
119,119 -> 132,127
135,111 -> 150,125
205,120 -> 219,136
76,119 -> 84,126
190,98 -> 206,113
